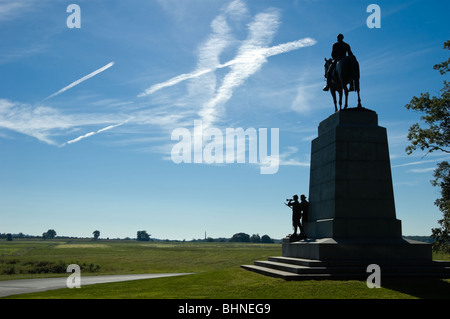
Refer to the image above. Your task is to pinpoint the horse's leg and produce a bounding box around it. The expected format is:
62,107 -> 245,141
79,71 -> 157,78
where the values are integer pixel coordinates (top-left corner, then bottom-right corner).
357,89 -> 362,108
338,89 -> 343,110
343,85 -> 349,109
331,90 -> 338,112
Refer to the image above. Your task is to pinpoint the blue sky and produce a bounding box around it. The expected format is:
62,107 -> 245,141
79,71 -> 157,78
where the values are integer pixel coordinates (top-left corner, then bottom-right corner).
0,0 -> 449,240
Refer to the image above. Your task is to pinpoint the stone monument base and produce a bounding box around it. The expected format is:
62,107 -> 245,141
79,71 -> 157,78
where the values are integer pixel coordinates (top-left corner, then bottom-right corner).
282,237 -> 432,261
242,237 -> 449,281
241,253 -> 450,281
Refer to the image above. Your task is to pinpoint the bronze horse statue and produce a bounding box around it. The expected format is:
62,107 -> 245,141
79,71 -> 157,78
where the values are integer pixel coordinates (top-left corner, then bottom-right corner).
324,56 -> 362,112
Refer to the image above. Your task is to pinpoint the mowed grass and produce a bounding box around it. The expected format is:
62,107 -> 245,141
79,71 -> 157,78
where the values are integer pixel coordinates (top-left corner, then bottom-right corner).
0,239 -> 449,299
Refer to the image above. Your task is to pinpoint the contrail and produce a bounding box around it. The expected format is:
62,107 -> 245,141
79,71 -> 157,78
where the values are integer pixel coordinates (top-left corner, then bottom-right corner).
60,120 -> 128,147
138,38 -> 316,97
45,62 -> 115,100
138,68 -> 212,97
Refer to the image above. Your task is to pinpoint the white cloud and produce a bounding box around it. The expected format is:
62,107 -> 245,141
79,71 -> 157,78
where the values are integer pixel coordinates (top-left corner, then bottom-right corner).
61,121 -> 129,147
291,82 -> 321,114
392,157 -> 450,168
45,62 -> 115,100
278,146 -> 310,167
0,1 -> 28,21
139,4 -> 316,131
224,0 -> 249,19
1,1 -> 317,154
407,167 -> 436,173
393,181 -> 420,187
138,68 -> 212,97
0,99 -> 73,145
0,44 -> 48,65
197,9 -> 281,127
0,99 -> 127,145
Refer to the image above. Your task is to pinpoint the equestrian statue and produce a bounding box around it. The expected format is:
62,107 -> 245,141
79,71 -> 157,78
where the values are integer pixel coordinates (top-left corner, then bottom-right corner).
323,34 -> 362,112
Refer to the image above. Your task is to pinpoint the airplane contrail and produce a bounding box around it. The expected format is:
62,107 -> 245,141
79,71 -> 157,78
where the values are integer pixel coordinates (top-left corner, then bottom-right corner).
137,38 -> 316,97
45,62 -> 115,100
60,120 -> 128,147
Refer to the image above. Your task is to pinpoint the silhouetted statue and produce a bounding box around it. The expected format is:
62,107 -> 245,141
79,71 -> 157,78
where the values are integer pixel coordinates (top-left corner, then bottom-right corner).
323,34 -> 362,112
285,194 -> 307,241
323,34 -> 353,92
299,194 -> 309,235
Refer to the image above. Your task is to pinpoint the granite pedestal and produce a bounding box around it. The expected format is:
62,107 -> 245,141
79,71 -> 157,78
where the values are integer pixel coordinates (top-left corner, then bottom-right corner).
283,107 -> 431,261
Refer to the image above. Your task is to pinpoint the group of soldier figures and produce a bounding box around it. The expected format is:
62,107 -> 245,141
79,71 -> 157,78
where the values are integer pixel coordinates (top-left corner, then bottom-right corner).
285,194 -> 309,240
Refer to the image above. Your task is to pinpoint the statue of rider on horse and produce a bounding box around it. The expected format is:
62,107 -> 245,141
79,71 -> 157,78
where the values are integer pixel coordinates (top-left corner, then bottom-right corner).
323,34 -> 362,112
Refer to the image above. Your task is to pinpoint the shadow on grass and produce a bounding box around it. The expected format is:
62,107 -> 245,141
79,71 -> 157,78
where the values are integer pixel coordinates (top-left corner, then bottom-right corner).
381,277 -> 450,299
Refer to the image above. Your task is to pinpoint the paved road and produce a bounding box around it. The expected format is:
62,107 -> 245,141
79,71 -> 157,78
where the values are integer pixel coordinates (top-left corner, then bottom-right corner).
0,273 -> 193,298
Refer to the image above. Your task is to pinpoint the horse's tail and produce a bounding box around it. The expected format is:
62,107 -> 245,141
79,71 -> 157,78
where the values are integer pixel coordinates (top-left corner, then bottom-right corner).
351,55 -> 360,91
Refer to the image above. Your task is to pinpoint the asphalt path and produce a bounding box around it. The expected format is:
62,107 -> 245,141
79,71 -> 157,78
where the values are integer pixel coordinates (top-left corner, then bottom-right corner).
0,273 -> 193,298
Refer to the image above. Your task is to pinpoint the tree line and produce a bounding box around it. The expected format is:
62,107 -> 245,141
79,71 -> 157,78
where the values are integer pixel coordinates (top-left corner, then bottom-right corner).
229,233 -> 274,243
1,230 -> 276,243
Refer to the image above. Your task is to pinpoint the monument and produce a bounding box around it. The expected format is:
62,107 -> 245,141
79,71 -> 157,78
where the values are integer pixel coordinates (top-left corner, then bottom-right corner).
242,107 -> 450,280
284,107 -> 429,260
242,35 -> 449,279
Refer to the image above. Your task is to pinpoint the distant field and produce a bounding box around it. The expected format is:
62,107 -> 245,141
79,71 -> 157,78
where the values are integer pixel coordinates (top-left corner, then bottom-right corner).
54,244 -> 110,249
0,239 -> 449,299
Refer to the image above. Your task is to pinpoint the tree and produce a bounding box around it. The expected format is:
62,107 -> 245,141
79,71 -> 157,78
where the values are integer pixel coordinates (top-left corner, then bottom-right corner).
230,232 -> 250,242
261,234 -> 274,243
405,40 -> 450,252
250,234 -> 261,243
430,162 -> 450,252
6,233 -> 12,241
93,230 -> 100,240
136,230 -> 150,241
42,229 -> 57,240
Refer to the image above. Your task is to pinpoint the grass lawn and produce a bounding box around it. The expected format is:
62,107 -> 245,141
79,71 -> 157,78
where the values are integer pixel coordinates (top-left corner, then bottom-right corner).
0,239 -> 449,299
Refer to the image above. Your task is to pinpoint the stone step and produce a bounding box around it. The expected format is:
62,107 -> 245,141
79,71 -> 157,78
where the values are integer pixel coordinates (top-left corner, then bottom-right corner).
240,265 -> 303,280
257,260 -> 450,276
268,256 -> 327,267
255,260 -> 366,274
240,265 -> 366,280
268,256 -> 450,269
255,260 -> 327,274
242,257 -> 450,281
267,256 -> 366,267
